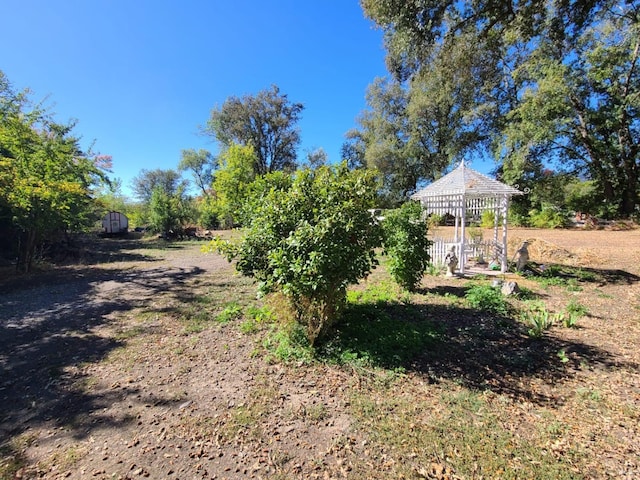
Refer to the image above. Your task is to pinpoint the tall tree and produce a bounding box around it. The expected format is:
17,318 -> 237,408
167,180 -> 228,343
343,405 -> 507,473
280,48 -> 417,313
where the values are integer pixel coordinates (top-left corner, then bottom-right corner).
210,143 -> 257,228
131,168 -> 187,204
344,77 -> 420,205
178,148 -> 216,197
204,85 -> 303,175
362,0 -> 640,217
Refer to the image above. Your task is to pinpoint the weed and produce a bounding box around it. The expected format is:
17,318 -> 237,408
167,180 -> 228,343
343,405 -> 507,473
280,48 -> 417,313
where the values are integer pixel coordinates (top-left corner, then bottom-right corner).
565,299 -> 588,318
520,303 -> 559,337
246,304 -> 277,323
557,349 -> 570,364
465,283 -> 509,316
263,323 -> 314,364
576,269 -> 598,282
515,286 -> 537,300
595,289 -> 613,299
426,263 -> 444,276
561,299 -> 588,328
566,278 -> 583,292
576,387 -> 603,403
239,318 -> 260,334
216,302 -> 244,323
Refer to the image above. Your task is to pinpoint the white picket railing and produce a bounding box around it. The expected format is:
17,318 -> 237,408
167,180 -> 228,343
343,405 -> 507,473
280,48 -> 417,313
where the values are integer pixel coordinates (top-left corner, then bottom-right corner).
428,237 -> 496,266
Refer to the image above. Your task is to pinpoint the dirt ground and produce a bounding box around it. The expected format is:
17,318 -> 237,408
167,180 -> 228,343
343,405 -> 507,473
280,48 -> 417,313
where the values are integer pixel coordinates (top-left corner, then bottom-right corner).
1,228 -> 639,479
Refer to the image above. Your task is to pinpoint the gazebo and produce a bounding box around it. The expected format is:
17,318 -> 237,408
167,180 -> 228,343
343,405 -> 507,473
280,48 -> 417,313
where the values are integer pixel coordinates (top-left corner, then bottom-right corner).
411,161 -> 523,274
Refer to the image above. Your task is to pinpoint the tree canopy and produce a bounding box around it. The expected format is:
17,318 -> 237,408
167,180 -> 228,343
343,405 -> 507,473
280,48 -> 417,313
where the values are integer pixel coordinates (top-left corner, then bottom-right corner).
0,70 -> 109,271
204,85 -> 304,175
131,168 -> 188,204
360,0 -> 639,217
178,148 -> 216,197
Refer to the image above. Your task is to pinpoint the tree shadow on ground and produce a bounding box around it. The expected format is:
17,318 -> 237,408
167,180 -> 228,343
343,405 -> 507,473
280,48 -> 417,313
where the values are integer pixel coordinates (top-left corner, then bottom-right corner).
0,261 -> 208,448
320,300 -> 632,405
526,262 -> 640,286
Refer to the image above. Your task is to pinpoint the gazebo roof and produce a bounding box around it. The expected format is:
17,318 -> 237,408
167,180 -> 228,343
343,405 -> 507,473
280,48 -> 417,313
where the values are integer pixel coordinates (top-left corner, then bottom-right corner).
411,161 -> 522,199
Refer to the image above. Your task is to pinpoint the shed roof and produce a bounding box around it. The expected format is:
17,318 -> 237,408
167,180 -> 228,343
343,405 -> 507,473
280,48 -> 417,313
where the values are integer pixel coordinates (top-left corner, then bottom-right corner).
410,161 -> 523,199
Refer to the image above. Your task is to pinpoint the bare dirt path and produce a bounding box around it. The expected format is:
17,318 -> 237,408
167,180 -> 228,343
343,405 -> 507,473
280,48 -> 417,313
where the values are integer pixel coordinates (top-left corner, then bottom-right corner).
1,239 -> 356,479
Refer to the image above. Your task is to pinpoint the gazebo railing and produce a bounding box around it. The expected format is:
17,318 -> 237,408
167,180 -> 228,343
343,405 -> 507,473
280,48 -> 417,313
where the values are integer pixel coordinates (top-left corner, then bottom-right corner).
428,237 -> 497,267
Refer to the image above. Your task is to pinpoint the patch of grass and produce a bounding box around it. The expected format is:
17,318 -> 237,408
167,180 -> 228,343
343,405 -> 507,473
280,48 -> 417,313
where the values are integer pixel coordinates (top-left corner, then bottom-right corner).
215,301 -> 244,323
318,287 -> 441,370
348,384 -> 584,479
220,380 -> 280,442
262,322 -> 315,364
43,444 -> 87,472
0,433 -> 36,479
347,280 -> 402,305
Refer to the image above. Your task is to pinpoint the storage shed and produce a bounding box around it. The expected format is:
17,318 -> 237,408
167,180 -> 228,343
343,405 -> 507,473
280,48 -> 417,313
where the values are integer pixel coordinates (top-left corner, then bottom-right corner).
102,211 -> 129,235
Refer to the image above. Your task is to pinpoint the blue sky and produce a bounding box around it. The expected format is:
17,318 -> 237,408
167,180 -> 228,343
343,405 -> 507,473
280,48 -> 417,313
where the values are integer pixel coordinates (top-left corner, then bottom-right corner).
1,0 -> 391,197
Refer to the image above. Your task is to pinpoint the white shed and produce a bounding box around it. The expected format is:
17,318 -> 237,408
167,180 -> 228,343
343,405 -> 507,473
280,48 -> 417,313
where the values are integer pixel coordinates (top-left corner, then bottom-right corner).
102,211 -> 129,235
411,161 -> 523,274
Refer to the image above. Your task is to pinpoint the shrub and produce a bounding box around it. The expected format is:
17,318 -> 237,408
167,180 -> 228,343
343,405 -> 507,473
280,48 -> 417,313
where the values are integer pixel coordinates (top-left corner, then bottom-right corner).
381,201 -> 431,292
465,284 -> 509,316
209,162 -> 382,345
529,207 -> 568,228
480,210 -> 502,228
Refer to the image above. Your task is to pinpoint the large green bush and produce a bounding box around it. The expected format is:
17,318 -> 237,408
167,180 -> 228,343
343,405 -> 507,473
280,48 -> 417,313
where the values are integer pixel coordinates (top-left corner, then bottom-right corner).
529,206 -> 568,228
212,163 -> 382,344
382,201 -> 431,291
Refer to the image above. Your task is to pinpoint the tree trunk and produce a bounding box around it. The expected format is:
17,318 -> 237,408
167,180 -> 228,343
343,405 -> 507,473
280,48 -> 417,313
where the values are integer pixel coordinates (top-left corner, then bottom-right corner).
16,229 -> 38,273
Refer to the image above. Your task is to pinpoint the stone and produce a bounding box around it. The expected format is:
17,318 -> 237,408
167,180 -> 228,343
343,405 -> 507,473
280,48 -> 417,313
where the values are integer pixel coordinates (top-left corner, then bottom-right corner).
501,281 -> 520,296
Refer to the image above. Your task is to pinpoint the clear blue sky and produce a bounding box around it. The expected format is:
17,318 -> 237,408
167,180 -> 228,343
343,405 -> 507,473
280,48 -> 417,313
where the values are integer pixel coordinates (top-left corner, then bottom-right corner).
1,0 -> 391,197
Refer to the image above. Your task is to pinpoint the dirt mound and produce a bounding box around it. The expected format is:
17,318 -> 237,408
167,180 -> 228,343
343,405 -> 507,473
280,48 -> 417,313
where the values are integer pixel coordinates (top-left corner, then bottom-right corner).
508,236 -> 603,266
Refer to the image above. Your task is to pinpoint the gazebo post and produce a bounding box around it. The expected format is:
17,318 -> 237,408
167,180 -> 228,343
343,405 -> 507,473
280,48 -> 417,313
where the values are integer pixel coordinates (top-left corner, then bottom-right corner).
454,213 -> 459,243
493,197 -> 500,264
460,194 -> 466,274
501,195 -> 509,273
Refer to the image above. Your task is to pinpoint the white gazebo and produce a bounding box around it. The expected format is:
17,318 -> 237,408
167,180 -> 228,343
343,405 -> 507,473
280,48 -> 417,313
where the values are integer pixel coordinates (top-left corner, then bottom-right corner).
411,161 -> 523,274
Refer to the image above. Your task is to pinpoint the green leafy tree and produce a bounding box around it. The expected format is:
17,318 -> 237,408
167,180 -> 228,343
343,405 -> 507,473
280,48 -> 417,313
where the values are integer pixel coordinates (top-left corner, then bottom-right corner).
362,0 -> 639,218
131,168 -> 187,203
178,148 -> 216,197
382,201 -> 431,291
346,32 -> 504,205
0,71 -> 108,271
94,176 -> 128,214
204,85 -> 303,175
147,184 -> 192,237
345,77 -> 421,206
211,163 -> 382,345
302,147 -> 328,170
502,12 -> 640,217
210,143 -> 257,228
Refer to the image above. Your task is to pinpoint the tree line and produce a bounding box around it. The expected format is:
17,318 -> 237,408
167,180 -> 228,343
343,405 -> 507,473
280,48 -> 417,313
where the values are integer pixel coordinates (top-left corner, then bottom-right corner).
2,0 -> 638,270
